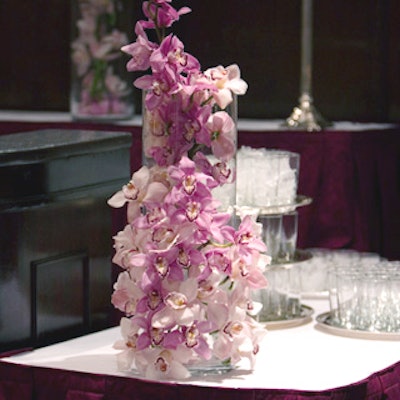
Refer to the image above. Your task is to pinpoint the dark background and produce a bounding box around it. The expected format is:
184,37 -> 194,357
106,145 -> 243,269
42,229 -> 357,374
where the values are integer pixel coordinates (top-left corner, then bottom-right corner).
1,0 -> 399,121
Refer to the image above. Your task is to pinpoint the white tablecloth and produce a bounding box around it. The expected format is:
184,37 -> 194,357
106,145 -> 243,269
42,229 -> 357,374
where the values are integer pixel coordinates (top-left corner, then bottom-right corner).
2,298 -> 400,391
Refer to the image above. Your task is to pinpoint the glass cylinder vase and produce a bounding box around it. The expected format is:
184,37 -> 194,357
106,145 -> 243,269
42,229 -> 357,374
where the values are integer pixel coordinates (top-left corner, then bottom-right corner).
70,0 -> 134,121
142,90 -> 238,214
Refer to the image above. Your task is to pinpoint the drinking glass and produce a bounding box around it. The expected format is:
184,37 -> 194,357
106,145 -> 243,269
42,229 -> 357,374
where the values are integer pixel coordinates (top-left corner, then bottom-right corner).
258,214 -> 282,263
279,211 -> 298,262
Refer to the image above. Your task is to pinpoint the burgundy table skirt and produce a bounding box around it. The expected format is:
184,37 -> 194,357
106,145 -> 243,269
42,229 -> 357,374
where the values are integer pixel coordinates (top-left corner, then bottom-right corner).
1,118 -> 399,260
0,358 -> 399,400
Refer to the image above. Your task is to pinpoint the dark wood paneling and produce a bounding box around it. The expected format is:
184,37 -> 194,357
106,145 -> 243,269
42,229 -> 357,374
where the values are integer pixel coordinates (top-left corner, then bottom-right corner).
31,251 -> 89,345
388,0 -> 400,120
0,197 -> 114,351
0,0 -> 70,110
0,0 -> 398,121
0,130 -> 131,351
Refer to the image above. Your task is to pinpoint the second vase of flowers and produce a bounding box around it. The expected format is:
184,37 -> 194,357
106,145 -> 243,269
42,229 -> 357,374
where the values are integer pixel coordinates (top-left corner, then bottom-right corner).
70,0 -> 135,120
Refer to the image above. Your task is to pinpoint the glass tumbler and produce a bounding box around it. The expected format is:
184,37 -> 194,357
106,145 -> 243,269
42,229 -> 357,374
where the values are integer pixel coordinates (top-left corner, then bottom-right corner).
257,214 -> 282,263
279,211 -> 298,262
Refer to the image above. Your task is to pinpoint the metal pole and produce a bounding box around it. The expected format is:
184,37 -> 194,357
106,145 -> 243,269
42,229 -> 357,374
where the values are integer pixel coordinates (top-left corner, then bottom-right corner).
284,0 -> 331,131
301,0 -> 312,96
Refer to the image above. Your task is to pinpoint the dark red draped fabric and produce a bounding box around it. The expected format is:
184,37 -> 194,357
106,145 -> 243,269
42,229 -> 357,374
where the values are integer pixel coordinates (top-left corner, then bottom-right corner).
0,362 -> 32,400
1,359 -> 400,399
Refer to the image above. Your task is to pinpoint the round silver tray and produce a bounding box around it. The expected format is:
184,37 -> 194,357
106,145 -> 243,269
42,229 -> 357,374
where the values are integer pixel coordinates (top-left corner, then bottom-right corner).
259,305 -> 314,330
269,249 -> 313,267
256,195 -> 313,215
267,249 -> 313,269
316,312 -> 400,341
235,195 -> 312,216
301,290 -> 329,300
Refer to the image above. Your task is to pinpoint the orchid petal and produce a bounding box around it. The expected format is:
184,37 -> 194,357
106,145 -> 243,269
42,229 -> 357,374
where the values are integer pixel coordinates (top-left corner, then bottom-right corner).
107,191 -> 127,208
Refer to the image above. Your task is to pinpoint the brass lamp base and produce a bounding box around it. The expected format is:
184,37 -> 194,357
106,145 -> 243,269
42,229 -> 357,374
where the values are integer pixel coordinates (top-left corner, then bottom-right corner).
283,94 -> 332,132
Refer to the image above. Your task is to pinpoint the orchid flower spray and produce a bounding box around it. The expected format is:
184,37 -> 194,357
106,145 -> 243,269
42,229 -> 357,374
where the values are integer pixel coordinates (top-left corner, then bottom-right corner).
108,0 -> 269,379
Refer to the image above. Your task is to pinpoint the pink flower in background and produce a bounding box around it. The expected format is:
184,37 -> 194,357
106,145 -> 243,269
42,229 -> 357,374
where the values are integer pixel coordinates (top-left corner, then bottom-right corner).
71,0 -> 131,116
71,41 -> 91,76
91,30 -> 128,60
105,68 -> 130,96
76,16 -> 97,44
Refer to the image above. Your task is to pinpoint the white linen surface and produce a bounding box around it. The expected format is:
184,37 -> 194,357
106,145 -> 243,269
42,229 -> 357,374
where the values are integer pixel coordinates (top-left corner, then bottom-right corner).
2,299 -> 400,391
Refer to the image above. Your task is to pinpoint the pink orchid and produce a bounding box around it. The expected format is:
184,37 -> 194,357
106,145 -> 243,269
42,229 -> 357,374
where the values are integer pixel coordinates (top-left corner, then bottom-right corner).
195,271 -> 224,301
175,244 -> 206,270
76,16 -> 97,44
135,72 -> 182,110
142,108 -> 169,159
204,64 -> 248,109
206,250 -> 232,275
234,215 -> 267,257
122,22 -> 157,72
170,196 -> 226,243
111,271 -> 144,315
195,152 -> 235,186
78,91 -> 130,116
182,321 -> 213,359
208,301 -> 262,366
113,317 -> 141,370
142,1 -> 191,29
71,41 -> 91,76
230,255 -> 269,289
105,68 -> 130,97
143,348 -> 192,380
92,30 -> 128,60
111,225 -> 137,268
207,111 -> 236,162
151,278 -> 199,329
168,156 -> 215,198
107,166 -> 169,222
111,224 -> 149,269
150,34 -> 200,75
147,248 -> 185,281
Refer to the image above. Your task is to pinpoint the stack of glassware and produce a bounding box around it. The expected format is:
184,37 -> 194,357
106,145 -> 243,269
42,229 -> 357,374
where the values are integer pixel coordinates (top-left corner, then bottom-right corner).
237,147 -> 300,213
328,260 -> 400,333
237,147 -> 305,263
237,147 -> 313,324
298,248 -> 383,296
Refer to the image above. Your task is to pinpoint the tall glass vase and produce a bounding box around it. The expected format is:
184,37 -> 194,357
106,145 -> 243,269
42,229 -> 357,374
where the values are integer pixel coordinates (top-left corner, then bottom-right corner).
142,91 -> 238,214
70,0 -> 134,121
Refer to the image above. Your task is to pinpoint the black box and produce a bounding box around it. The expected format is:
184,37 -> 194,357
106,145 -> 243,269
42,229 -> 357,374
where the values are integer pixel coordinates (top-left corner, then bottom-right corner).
0,129 -> 131,351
